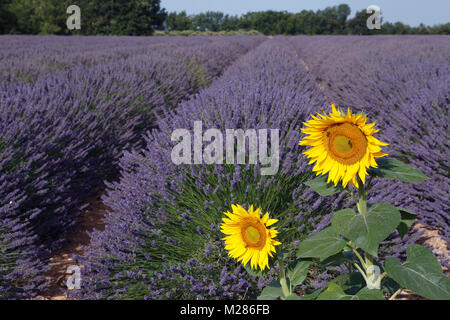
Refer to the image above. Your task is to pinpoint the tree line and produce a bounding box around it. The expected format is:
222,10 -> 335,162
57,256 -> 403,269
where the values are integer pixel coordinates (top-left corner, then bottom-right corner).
167,6 -> 449,35
0,0 -> 166,35
1,0 -> 449,35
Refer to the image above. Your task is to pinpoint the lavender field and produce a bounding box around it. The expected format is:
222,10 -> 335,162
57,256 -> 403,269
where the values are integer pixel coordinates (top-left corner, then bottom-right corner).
0,35 -> 448,300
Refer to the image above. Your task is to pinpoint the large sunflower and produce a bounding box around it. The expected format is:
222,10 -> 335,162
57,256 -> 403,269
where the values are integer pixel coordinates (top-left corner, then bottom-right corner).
299,105 -> 388,188
220,204 -> 281,271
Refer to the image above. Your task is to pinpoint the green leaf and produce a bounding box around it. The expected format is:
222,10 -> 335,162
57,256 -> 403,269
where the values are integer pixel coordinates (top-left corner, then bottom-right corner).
332,204 -> 401,257
304,175 -> 342,196
302,273 -> 367,300
340,272 -> 367,295
354,288 -> 386,300
317,284 -> 385,300
317,283 -> 353,300
257,281 -> 283,300
287,259 -> 311,287
397,208 -> 417,239
285,294 -> 300,300
321,252 -> 349,267
296,226 -> 347,261
382,277 -> 401,296
368,158 -> 430,183
384,245 -> 450,300
301,287 -> 325,300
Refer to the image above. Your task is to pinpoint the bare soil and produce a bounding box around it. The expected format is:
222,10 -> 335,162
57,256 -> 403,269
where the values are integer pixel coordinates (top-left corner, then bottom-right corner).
38,191 -> 109,300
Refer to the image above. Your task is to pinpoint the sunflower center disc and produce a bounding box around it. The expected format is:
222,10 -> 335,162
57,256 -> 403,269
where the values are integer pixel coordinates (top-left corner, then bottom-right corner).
241,219 -> 267,249
325,123 -> 368,165
245,226 -> 261,244
333,135 -> 353,154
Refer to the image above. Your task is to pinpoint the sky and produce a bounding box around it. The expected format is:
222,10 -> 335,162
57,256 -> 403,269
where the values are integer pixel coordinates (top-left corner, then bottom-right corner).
161,0 -> 450,27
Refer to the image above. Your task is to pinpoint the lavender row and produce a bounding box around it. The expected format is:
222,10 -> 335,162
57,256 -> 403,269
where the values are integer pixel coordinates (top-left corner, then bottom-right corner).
0,36 -> 264,83
290,35 -> 449,267
0,36 -> 264,299
72,37 -> 348,300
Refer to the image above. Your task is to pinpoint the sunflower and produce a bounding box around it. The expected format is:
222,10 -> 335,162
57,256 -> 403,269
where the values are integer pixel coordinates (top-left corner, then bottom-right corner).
299,105 -> 388,188
220,204 -> 281,271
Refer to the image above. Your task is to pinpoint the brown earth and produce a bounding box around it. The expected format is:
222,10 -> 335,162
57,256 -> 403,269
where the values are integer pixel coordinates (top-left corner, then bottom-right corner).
37,191 -> 109,300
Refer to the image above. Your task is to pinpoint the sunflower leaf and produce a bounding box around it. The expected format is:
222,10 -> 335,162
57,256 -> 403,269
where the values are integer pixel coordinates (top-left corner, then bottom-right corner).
332,204 -> 401,257
384,245 -> 450,300
316,283 -> 352,300
353,288 -> 386,300
397,208 -> 417,239
304,175 -> 342,196
317,283 -> 385,300
285,293 -> 300,300
296,226 -> 347,261
287,259 -> 311,287
257,280 -> 284,300
301,288 -> 325,300
368,158 -> 430,183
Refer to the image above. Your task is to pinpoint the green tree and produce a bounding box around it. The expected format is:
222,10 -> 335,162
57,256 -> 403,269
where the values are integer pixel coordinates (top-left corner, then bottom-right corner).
296,10 -> 323,35
337,4 -> 351,32
433,23 -> 450,34
192,11 -> 224,31
166,11 -> 192,30
8,0 -> 39,34
0,0 -> 17,33
6,0 -> 68,34
317,6 -> 340,34
220,14 -> 240,31
2,1 -> 449,36
102,0 -> 166,35
239,11 -> 291,35
392,22 -> 411,34
66,0 -> 166,35
346,9 -> 384,35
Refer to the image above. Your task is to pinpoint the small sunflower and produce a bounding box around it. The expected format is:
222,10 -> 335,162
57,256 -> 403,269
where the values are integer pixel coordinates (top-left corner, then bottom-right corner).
299,105 -> 388,188
220,204 -> 281,271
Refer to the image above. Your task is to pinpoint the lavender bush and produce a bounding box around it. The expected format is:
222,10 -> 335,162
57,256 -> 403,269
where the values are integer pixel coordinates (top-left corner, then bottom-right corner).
2,34 -> 446,300
0,35 -> 264,83
0,36 -> 263,299
73,38 -> 348,300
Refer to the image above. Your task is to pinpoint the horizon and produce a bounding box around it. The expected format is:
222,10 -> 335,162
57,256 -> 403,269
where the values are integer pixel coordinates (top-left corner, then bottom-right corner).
161,0 -> 450,27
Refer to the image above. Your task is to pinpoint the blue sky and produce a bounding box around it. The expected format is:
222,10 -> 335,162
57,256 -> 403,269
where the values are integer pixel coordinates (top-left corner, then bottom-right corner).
161,0 -> 450,27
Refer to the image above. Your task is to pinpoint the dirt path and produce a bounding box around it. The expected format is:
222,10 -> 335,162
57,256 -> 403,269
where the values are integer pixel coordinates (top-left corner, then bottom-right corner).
37,191 -> 109,300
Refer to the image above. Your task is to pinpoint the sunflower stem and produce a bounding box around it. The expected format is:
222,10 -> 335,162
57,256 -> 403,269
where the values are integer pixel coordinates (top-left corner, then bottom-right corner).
351,247 -> 367,269
356,176 -> 367,215
353,262 -> 368,283
389,288 -> 402,300
358,194 -> 367,215
278,259 -> 290,298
